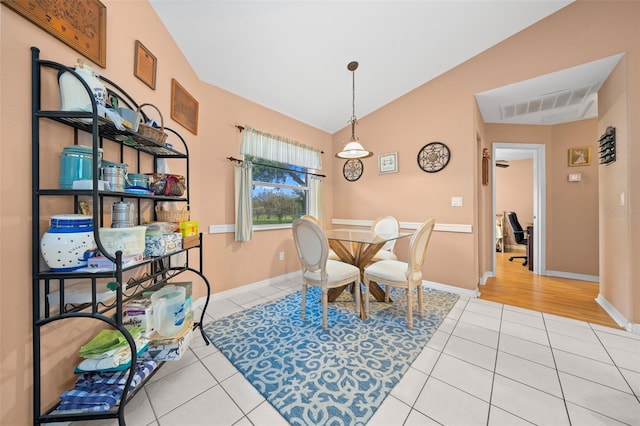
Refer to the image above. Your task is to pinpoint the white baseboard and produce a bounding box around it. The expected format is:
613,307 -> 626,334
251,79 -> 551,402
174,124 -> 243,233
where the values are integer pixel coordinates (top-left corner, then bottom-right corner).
193,270 -> 301,308
193,273 -> 479,310
423,280 -> 480,298
595,293 -> 639,333
478,271 -> 495,286
545,270 -> 599,283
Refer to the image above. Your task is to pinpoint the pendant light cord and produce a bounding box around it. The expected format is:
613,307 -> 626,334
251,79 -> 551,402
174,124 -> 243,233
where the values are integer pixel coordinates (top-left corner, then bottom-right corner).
349,61 -> 358,137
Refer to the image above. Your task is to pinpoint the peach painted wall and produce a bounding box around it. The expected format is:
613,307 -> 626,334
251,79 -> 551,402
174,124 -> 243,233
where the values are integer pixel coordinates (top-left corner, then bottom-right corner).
0,1 -> 331,424
332,2 -> 640,296
598,55 -> 635,321
496,159 -> 533,247
332,60 -> 481,291
549,120 -> 599,276
488,119 -> 599,276
3,1 -> 640,424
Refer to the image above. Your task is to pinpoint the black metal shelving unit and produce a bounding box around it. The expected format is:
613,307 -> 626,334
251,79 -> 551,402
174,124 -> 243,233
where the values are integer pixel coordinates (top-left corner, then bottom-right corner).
31,47 -> 211,425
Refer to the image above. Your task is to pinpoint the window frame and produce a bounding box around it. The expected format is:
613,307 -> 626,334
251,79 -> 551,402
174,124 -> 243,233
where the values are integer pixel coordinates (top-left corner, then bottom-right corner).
249,158 -> 310,230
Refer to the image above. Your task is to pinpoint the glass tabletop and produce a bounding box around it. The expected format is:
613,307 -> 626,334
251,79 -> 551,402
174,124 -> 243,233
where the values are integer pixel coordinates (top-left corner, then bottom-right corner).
325,228 -> 412,244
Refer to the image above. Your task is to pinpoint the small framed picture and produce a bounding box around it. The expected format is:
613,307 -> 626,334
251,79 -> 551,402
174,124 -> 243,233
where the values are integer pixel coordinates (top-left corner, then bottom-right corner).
378,152 -> 398,174
134,40 -> 157,89
568,146 -> 591,167
171,79 -> 199,135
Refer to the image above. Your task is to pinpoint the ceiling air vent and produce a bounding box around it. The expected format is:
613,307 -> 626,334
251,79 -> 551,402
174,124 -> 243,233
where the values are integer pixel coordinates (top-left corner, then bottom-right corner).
500,83 -> 600,120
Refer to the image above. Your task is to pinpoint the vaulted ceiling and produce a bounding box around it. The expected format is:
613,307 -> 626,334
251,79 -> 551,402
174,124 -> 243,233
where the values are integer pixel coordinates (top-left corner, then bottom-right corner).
150,1 -> 619,133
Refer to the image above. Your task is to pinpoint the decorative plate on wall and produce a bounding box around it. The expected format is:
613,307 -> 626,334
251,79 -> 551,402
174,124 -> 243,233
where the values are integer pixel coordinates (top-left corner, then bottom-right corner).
417,142 -> 450,173
343,159 -> 363,181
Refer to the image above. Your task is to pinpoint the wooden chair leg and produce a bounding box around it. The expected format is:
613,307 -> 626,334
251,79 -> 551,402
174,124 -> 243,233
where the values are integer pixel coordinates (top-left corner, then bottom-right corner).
322,287 -> 328,330
417,284 -> 424,317
364,278 -> 370,317
354,281 -> 361,316
406,288 -> 413,330
301,284 -> 307,320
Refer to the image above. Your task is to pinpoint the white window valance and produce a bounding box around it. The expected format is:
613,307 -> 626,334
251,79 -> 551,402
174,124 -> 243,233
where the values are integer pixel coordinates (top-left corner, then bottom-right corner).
240,126 -> 322,170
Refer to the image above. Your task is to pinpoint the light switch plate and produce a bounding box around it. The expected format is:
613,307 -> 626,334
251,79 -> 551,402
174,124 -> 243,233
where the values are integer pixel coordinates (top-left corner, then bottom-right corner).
568,173 -> 581,182
451,196 -> 463,207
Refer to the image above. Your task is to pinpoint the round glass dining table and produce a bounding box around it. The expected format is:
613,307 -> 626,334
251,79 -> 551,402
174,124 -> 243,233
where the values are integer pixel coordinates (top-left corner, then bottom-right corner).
324,228 -> 413,317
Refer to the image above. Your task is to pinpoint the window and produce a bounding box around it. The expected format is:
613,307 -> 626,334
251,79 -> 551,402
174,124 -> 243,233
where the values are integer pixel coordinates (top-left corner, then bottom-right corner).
236,126 -> 323,239
248,156 -> 308,226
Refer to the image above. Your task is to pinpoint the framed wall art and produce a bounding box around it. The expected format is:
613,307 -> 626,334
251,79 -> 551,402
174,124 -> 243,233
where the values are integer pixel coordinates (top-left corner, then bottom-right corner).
568,146 -> 591,167
2,0 -> 107,68
171,79 -> 199,135
378,152 -> 398,174
134,40 -> 156,89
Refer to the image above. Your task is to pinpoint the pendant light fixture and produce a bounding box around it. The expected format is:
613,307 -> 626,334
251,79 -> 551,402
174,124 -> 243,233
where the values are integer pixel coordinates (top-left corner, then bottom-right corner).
336,61 -> 373,159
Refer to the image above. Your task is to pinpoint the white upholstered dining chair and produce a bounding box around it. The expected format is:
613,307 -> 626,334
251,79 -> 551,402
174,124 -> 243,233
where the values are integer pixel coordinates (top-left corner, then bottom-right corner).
363,218 -> 436,329
301,215 -> 340,260
370,215 -> 400,262
292,218 -> 361,330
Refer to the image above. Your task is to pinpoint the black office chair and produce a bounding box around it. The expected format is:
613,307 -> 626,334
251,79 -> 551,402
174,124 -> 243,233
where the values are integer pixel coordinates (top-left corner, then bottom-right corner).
507,211 -> 528,266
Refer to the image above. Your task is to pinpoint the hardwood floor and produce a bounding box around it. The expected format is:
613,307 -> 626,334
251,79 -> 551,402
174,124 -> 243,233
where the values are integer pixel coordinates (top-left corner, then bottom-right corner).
480,251 -> 620,328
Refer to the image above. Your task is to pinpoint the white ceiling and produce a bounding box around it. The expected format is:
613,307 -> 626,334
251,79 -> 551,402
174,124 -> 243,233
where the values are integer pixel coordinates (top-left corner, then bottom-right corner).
150,0 -> 619,134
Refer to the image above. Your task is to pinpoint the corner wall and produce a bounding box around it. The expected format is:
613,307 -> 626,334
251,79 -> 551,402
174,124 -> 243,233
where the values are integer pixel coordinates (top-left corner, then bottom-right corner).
0,1 -> 331,424
598,55 -> 635,323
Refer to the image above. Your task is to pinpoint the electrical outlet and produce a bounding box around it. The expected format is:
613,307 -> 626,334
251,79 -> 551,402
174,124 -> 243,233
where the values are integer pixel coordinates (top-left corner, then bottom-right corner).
279,251 -> 285,261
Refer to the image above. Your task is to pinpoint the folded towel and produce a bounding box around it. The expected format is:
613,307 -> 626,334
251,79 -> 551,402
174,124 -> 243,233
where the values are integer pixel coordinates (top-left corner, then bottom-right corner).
75,344 -> 149,373
58,388 -> 120,412
76,360 -> 157,390
79,327 -> 144,358
59,360 -> 158,413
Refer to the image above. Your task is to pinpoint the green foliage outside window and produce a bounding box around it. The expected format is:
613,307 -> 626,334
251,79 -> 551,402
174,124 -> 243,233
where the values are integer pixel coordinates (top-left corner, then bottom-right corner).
249,157 -> 308,225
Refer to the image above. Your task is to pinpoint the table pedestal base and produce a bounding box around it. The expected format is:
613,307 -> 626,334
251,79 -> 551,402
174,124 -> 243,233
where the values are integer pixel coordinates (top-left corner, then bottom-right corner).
327,239 -> 389,318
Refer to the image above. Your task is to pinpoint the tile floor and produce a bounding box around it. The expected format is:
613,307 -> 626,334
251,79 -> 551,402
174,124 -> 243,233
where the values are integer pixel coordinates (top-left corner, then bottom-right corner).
71,277 -> 640,426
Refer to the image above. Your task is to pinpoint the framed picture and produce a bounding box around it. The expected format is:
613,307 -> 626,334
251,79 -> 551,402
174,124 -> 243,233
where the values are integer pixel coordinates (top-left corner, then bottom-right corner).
2,0 -> 107,67
171,79 -> 199,135
568,146 -> 591,167
378,152 -> 398,174
134,40 -> 156,90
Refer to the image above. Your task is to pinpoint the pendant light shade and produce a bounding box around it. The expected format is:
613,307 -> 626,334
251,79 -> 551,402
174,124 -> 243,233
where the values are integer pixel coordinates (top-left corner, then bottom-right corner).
336,61 -> 373,159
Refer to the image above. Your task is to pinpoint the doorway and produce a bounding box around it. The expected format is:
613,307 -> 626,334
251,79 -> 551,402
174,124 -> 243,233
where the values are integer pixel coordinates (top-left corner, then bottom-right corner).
492,143 -> 545,276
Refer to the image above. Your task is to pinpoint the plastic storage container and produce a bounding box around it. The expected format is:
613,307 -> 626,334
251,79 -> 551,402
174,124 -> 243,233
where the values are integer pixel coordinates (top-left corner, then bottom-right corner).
151,285 -> 186,337
126,173 -> 149,189
98,226 -> 147,257
179,221 -> 198,237
40,214 -> 97,271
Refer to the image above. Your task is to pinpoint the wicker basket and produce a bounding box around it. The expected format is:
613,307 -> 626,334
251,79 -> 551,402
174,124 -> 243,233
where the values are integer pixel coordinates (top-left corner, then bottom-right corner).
155,205 -> 190,223
137,103 -> 168,145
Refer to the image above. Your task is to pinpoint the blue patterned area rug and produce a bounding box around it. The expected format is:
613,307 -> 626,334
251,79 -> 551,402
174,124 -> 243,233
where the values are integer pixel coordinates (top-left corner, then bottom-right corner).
203,286 -> 459,426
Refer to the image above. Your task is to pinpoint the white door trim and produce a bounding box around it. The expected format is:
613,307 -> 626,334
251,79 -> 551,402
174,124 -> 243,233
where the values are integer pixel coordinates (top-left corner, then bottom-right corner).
493,143 -> 546,275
